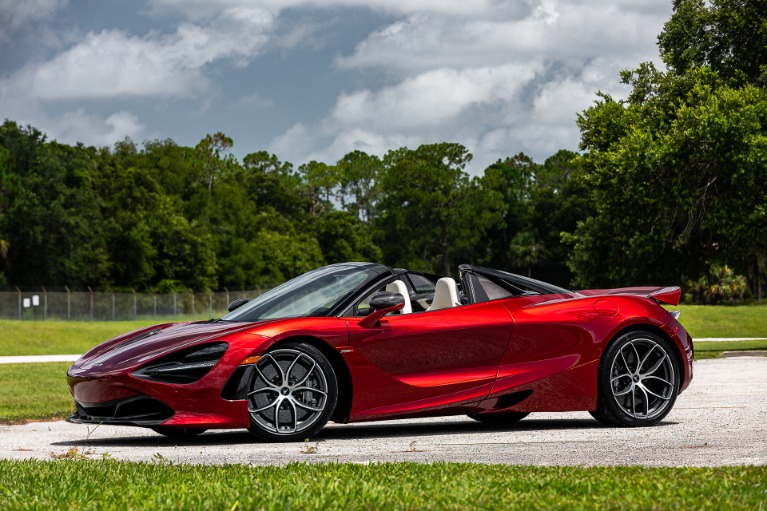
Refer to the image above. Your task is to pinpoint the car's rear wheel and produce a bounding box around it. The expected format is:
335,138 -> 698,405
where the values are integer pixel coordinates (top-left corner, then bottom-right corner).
591,330 -> 679,427
247,342 -> 338,442
151,427 -> 207,439
468,412 -> 529,424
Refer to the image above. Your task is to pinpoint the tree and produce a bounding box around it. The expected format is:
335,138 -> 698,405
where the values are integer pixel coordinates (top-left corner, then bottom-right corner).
298,161 -> 338,218
479,153 -> 537,270
0,145 -> 18,283
93,144 -> 160,289
526,151 -> 592,286
569,65 -> 767,293
216,227 -> 324,289
0,125 -> 110,288
658,0 -> 767,86
194,132 -> 234,224
336,150 -> 383,224
376,143 -> 503,276
315,210 -> 382,264
140,138 -> 198,203
195,132 -> 234,194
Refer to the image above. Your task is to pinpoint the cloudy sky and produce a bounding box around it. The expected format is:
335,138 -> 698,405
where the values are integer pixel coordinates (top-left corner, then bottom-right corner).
0,0 -> 672,173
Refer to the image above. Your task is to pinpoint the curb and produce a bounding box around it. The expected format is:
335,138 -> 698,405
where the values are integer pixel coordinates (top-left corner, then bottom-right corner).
0,355 -> 81,365
696,337 -> 767,342
720,350 -> 767,358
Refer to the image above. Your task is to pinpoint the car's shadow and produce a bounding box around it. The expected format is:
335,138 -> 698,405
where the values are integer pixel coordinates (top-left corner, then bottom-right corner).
54,417 -> 677,448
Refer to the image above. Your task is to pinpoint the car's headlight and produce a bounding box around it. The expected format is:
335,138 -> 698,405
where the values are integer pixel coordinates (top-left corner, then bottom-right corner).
132,342 -> 228,384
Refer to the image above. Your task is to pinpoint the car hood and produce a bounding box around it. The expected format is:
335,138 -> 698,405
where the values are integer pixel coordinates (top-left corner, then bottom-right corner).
69,320 -> 274,375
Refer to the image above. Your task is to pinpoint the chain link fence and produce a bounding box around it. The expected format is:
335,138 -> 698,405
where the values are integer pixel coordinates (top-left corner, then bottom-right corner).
0,289 -> 267,321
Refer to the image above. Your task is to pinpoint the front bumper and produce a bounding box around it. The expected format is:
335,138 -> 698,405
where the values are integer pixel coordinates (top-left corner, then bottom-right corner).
68,395 -> 174,426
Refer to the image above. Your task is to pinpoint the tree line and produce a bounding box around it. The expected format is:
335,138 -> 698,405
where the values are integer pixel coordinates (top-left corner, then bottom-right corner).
0,124 -> 584,292
0,0 -> 764,302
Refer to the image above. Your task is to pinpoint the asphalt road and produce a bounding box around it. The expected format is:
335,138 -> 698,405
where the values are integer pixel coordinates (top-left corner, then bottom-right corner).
1,357 -> 765,466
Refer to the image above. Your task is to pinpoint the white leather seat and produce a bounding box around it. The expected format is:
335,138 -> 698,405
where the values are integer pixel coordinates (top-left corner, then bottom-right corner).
385,279 -> 412,314
427,277 -> 460,311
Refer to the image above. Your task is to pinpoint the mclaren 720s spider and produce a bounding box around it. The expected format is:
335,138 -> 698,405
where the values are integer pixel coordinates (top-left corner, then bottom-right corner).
67,262 -> 693,442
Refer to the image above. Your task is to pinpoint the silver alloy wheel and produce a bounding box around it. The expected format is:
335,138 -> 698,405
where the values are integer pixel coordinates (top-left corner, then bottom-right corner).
608,337 -> 676,420
247,348 -> 329,435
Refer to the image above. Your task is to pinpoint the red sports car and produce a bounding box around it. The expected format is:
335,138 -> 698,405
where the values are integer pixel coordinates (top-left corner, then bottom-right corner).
67,262 -> 693,442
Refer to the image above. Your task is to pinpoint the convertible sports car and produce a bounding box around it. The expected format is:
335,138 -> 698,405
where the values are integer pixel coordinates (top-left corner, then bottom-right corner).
67,262 -> 694,442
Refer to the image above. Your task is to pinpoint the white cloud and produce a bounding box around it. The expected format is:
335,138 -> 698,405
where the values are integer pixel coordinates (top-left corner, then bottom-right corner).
331,64 -> 539,130
0,3 -> 274,147
148,0 -> 522,19
2,0 -> 674,168
265,0 -> 671,172
33,109 -> 144,147
336,0 -> 670,73
0,0 -> 67,30
3,8 -> 273,101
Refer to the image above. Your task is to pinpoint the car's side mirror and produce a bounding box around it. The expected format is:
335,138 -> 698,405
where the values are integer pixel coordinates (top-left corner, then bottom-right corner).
227,298 -> 250,312
359,292 -> 405,328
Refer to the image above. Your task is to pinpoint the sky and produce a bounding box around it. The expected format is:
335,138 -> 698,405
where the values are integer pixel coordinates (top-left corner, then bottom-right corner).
0,0 -> 673,174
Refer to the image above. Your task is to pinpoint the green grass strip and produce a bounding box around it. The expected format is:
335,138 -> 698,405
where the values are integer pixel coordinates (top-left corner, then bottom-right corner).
0,363 -> 73,423
1,305 -> 766,357
672,304 -> 767,338
0,460 -> 764,510
0,320 -> 162,356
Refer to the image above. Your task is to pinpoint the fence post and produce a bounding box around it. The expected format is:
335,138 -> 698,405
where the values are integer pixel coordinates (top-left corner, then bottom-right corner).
42,287 -> 47,321
65,286 -> 71,320
153,293 -> 157,318
191,292 -> 195,317
16,286 -> 21,320
133,289 -> 137,320
173,293 -> 177,319
112,291 -> 116,321
88,287 -> 93,321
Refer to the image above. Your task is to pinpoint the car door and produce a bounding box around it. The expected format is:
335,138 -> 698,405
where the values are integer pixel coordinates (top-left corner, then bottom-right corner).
345,301 -> 514,421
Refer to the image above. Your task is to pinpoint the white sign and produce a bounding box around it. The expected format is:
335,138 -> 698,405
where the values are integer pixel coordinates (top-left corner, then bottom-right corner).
23,298 -> 31,308
32,295 -> 40,306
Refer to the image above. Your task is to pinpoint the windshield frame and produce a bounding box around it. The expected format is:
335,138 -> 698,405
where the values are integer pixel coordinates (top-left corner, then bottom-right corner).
221,263 -> 390,322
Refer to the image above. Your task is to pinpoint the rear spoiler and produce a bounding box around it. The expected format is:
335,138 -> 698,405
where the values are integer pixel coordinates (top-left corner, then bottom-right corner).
577,286 -> 681,306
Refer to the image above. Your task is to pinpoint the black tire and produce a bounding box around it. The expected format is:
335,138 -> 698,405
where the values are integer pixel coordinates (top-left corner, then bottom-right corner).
247,341 -> 338,442
151,427 -> 207,439
468,412 -> 530,424
591,330 -> 679,427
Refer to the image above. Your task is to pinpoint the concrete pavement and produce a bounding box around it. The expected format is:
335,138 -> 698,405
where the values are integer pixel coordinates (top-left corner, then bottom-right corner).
1,357 -> 765,466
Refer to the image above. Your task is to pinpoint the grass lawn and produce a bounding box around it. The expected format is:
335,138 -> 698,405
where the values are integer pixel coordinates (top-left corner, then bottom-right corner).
0,460 -> 764,510
1,304 -> 766,357
0,312 -> 763,511
672,304 -> 767,338
0,319 -> 170,356
0,363 -> 73,423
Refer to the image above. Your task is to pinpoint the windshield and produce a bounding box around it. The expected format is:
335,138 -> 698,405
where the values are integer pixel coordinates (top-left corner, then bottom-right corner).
222,265 -> 382,322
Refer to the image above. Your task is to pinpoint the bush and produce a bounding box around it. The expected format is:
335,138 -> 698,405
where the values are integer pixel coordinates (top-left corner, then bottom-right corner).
685,264 -> 747,304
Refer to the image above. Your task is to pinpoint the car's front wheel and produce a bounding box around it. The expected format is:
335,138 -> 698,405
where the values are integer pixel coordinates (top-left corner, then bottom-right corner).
591,330 -> 679,427
247,341 -> 338,442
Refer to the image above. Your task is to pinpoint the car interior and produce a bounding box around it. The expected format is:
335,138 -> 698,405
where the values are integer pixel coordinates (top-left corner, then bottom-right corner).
352,265 -> 566,318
